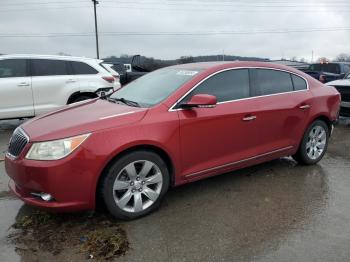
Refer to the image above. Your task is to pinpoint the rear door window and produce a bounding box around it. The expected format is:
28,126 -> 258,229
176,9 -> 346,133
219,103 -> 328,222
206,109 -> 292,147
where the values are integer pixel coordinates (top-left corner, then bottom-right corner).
112,64 -> 126,73
291,74 -> 307,91
343,64 -> 350,74
183,69 -> 250,103
253,69 -> 294,96
0,59 -> 27,78
71,61 -> 98,75
31,59 -> 68,76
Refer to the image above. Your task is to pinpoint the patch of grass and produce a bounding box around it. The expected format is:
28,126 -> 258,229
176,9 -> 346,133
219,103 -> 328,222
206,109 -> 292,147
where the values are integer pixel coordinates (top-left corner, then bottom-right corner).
13,211 -> 53,229
9,211 -> 129,260
82,228 -> 129,260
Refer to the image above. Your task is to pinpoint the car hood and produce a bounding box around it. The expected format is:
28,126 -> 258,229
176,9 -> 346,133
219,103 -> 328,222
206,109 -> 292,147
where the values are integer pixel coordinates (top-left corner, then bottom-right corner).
326,79 -> 350,86
21,99 -> 148,142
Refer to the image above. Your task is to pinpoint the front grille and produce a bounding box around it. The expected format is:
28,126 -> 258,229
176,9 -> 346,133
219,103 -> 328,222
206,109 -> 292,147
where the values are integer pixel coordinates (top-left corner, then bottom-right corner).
8,128 -> 29,158
334,86 -> 350,102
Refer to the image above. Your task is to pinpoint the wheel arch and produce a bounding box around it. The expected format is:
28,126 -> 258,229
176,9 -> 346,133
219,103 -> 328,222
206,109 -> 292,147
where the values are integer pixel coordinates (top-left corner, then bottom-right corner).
67,91 -> 98,104
95,144 -> 176,208
309,114 -> 333,132
296,113 -> 332,151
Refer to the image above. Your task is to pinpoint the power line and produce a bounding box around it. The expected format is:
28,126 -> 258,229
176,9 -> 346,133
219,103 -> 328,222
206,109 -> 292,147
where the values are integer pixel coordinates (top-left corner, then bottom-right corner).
103,0 -> 350,7
0,6 -> 91,12
4,0 -> 350,6
2,0 -> 87,6
2,0 -> 350,10
3,5 -> 350,13
100,5 -> 350,12
1,27 -> 350,38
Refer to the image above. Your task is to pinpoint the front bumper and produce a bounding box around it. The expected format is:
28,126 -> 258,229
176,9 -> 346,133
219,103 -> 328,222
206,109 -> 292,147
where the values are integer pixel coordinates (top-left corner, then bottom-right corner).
8,179 -> 88,211
5,145 -> 100,212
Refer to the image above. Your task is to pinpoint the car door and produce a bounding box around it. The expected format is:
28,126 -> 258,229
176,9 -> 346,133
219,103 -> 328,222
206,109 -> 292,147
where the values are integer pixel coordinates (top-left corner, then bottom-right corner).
176,69 -> 260,179
249,68 -> 312,156
0,59 -> 34,119
70,60 -> 101,92
30,59 -> 79,115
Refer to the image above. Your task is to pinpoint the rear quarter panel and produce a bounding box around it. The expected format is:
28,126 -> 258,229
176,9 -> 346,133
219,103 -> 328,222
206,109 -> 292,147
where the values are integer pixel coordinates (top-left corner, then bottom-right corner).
308,79 -> 341,123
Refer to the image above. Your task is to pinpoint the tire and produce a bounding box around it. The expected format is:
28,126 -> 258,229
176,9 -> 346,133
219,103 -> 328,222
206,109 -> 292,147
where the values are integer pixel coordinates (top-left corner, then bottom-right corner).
292,120 -> 330,165
101,150 -> 170,220
70,95 -> 92,103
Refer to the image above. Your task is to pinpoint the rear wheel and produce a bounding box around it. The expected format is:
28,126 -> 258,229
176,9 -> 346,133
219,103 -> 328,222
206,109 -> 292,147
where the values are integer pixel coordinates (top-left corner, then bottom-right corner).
101,151 -> 169,220
292,120 -> 329,165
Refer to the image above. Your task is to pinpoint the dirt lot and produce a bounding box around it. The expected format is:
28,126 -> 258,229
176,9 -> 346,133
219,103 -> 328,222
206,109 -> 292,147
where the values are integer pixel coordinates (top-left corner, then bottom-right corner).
0,118 -> 350,261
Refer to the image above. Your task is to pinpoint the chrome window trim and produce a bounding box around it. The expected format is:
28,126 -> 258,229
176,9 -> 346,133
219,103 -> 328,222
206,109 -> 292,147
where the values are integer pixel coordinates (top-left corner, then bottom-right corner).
169,66 -> 309,112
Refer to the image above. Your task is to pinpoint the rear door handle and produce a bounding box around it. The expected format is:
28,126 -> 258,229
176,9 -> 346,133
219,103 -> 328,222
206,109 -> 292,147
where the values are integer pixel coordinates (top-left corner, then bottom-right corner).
242,115 -> 257,121
66,79 -> 76,83
18,82 -> 30,87
299,104 -> 311,110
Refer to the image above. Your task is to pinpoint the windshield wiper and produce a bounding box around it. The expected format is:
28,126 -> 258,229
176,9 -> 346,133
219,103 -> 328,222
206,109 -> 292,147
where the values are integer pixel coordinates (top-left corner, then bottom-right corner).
107,97 -> 140,107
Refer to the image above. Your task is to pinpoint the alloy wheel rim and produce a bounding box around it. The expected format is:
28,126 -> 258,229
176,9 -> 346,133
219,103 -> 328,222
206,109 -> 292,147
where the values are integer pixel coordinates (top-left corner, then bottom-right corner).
113,160 -> 163,213
306,125 -> 327,160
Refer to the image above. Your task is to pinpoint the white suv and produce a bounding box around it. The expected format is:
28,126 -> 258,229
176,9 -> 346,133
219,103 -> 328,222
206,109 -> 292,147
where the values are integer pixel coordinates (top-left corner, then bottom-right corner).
0,54 -> 121,120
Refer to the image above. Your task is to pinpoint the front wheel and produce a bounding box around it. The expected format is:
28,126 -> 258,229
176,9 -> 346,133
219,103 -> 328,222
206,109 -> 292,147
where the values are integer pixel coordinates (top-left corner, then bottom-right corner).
101,151 -> 169,220
293,120 -> 330,165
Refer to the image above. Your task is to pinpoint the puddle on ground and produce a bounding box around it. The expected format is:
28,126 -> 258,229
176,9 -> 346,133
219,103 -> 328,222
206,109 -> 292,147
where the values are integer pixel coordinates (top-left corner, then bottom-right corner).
8,209 -> 129,261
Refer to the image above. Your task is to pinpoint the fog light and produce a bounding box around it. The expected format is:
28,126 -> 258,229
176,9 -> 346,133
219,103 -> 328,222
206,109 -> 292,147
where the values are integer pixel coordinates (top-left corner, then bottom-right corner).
31,192 -> 54,202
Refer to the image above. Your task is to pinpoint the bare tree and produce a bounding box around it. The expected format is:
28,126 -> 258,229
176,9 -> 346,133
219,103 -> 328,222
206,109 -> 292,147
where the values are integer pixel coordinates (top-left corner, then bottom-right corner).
335,53 -> 350,62
178,56 -> 194,64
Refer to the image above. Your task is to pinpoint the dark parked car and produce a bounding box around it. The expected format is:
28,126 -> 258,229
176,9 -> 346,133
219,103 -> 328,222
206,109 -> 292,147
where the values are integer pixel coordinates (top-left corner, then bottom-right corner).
104,55 -> 150,85
305,62 -> 350,83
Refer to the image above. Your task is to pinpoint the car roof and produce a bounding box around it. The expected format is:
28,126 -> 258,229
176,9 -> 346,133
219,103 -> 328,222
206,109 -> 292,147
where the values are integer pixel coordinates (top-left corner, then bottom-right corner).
169,61 -> 304,74
0,54 -> 103,63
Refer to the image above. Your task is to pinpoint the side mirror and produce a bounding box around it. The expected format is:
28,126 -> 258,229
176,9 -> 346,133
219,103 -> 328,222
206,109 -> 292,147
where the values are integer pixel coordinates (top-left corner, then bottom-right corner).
180,94 -> 217,109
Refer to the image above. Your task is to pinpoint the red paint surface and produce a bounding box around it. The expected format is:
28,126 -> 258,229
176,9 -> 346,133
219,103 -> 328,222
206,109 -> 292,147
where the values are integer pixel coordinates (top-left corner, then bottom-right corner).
5,62 -> 340,211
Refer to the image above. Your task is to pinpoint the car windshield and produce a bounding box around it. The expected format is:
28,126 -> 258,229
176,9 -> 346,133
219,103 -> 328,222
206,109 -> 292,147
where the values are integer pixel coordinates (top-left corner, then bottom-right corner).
110,68 -> 201,107
309,63 -> 340,74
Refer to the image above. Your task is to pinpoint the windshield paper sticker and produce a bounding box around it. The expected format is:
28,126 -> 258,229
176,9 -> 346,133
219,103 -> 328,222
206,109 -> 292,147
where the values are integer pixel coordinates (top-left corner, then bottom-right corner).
176,70 -> 198,76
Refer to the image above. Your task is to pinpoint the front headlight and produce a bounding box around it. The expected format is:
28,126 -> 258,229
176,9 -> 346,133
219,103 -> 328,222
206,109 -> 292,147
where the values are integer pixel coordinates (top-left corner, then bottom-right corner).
26,133 -> 90,161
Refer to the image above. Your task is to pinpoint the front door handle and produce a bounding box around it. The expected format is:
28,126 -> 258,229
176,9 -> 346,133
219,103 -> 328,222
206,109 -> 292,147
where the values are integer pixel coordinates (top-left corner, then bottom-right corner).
18,82 -> 30,87
299,104 -> 311,110
242,115 -> 257,121
66,79 -> 76,83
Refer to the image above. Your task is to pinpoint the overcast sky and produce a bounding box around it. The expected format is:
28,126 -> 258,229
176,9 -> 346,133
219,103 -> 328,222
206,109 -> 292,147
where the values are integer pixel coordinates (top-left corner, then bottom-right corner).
0,0 -> 349,61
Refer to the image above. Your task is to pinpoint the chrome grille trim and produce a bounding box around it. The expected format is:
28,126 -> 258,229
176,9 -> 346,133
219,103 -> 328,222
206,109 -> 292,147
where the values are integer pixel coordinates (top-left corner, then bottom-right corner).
7,128 -> 29,158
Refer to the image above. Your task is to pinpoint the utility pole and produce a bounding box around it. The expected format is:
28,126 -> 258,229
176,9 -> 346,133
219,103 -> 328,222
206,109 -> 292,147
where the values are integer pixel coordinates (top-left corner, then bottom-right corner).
92,0 -> 100,59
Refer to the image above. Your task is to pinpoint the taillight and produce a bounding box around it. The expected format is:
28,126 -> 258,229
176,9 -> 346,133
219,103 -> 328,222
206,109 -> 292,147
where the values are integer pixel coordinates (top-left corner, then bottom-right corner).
319,74 -> 326,83
113,75 -> 120,80
102,76 -> 115,83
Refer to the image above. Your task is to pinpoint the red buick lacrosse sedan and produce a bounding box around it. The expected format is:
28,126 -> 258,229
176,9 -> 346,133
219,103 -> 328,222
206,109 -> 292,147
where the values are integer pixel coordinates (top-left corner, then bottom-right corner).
5,61 -> 340,220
